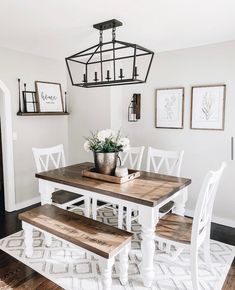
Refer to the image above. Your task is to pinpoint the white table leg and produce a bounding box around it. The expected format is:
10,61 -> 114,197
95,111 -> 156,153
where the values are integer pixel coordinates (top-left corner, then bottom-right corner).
119,244 -> 130,285
138,206 -> 156,287
99,257 -> 114,290
22,222 -> 33,258
39,179 -> 54,205
173,187 -> 188,216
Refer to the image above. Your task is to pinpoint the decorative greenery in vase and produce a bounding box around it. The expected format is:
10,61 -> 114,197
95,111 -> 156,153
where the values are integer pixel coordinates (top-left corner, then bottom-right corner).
84,129 -> 130,153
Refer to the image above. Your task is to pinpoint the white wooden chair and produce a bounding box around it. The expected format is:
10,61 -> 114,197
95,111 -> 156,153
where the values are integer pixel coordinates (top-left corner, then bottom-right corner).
32,144 -> 88,214
91,146 -> 145,225
147,147 -> 184,215
155,162 -> 226,290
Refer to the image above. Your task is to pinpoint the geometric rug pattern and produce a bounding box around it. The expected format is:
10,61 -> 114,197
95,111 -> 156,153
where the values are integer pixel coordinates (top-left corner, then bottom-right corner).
0,208 -> 234,290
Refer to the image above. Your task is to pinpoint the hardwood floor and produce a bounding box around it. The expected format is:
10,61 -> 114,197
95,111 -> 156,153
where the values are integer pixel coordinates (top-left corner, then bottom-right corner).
0,204 -> 234,289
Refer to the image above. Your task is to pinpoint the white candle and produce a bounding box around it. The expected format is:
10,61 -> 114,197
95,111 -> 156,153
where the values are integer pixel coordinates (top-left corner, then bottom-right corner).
115,166 -> 128,177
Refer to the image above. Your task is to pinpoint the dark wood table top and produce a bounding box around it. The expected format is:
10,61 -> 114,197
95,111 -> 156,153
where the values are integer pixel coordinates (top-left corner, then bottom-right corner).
36,162 -> 191,207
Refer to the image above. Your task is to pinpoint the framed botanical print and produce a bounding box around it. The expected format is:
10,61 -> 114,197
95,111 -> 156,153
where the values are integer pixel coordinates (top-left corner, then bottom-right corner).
155,87 -> 184,129
191,85 -> 226,130
35,81 -> 64,112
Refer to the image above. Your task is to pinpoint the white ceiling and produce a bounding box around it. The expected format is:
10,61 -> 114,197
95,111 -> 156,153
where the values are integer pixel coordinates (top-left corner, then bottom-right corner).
0,0 -> 235,60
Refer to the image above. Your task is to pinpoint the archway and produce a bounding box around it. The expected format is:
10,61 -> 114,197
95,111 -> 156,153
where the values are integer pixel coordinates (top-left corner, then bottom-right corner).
0,80 -> 15,212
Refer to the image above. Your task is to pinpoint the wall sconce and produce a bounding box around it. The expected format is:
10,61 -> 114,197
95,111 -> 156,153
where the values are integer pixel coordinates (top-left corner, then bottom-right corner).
128,94 -> 141,122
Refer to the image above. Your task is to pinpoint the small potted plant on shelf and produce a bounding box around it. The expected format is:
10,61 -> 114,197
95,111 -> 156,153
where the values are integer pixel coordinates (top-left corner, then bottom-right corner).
84,129 -> 130,175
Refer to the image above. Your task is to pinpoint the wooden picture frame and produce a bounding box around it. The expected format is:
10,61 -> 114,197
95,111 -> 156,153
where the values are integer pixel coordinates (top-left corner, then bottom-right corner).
35,81 -> 64,112
155,87 -> 184,129
190,84 -> 226,130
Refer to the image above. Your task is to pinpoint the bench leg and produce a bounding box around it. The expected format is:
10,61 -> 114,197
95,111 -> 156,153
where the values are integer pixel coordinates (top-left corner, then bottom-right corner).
99,257 -> 114,290
119,244 -> 130,285
22,222 -> 33,258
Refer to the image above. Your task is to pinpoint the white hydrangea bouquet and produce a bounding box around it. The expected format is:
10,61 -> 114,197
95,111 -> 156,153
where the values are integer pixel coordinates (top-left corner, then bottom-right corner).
84,129 -> 130,153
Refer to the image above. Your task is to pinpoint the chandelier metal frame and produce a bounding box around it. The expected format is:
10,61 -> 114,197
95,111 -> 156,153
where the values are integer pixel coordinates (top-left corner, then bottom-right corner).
65,19 -> 154,88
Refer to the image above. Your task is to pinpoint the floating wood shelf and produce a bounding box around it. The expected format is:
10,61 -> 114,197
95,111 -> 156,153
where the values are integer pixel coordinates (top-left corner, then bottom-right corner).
17,112 -> 70,116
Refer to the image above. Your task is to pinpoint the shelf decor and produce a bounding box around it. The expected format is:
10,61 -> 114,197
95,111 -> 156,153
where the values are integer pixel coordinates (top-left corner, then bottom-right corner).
128,94 -> 141,122
17,79 -> 69,116
191,84 -> 226,130
155,87 -> 184,129
65,19 -> 154,88
35,81 -> 64,112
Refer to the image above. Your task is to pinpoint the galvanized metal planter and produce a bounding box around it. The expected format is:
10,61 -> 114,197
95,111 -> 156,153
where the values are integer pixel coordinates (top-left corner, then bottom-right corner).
93,152 -> 118,175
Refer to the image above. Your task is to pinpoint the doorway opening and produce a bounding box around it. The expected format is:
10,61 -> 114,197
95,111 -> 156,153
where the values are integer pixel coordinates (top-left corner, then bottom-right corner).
0,123 -> 4,211
0,123 -> 4,210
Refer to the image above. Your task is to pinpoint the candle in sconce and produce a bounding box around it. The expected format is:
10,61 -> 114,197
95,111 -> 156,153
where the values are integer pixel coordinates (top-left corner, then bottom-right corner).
95,72 -> 98,81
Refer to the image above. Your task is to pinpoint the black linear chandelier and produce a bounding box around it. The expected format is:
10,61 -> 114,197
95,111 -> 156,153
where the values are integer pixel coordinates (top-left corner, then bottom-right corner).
65,19 -> 154,88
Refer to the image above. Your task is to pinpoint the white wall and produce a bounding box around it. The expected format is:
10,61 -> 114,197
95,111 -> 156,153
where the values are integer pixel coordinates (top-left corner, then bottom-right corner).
67,85 -> 111,164
120,41 -> 235,226
0,47 -> 68,206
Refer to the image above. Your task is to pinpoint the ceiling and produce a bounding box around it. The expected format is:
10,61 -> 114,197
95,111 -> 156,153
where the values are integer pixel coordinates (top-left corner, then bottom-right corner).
0,0 -> 235,60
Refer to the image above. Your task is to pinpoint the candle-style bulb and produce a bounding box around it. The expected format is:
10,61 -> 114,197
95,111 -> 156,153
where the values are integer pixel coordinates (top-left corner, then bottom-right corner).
134,66 -> 139,78
119,68 -> 124,79
106,70 -> 111,81
83,73 -> 87,83
94,72 -> 98,82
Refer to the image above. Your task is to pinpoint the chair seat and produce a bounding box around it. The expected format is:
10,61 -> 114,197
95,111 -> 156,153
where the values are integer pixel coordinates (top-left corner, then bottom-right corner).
52,190 -> 83,205
155,213 -> 193,244
159,201 -> 174,214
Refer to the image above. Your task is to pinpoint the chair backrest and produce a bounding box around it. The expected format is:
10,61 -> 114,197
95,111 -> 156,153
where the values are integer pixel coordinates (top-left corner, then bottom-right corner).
120,146 -> 145,170
32,144 -> 66,172
191,162 -> 226,247
146,147 -> 184,177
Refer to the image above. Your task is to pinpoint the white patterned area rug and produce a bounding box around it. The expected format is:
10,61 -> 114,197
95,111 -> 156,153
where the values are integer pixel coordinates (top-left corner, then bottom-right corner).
0,208 -> 234,290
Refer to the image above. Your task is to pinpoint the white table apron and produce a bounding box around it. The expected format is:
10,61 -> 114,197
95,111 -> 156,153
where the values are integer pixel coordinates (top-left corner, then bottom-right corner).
38,178 -> 188,287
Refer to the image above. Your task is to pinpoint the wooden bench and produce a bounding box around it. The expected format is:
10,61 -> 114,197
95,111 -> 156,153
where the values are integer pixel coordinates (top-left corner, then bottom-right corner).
19,204 -> 133,290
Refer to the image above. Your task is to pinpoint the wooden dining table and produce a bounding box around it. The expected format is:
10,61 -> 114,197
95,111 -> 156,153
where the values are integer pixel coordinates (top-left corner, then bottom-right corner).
36,162 -> 191,287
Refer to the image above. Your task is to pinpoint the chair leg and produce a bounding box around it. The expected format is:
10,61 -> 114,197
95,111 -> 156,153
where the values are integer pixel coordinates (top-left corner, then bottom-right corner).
92,198 -> 97,220
112,205 -> 117,215
22,222 -> 33,258
84,197 -> 90,217
118,205 -> 123,229
119,244 -> 130,285
190,250 -> 200,290
126,207 -> 132,231
99,257 -> 114,290
45,233 -> 52,247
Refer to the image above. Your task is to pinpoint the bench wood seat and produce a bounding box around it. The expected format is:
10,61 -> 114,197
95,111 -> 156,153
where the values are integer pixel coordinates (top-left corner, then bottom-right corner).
155,213 -> 193,244
19,204 -> 133,258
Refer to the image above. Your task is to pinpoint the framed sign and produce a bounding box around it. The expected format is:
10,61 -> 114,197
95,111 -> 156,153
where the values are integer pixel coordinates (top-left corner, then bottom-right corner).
35,81 -> 64,112
191,85 -> 226,130
155,87 -> 184,129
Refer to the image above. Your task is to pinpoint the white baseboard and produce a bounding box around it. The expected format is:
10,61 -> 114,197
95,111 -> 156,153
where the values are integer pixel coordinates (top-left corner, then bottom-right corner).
15,196 -> 40,211
185,209 -> 235,228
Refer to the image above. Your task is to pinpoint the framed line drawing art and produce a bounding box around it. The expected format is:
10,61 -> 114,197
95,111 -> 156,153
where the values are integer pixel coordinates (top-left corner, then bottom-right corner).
155,87 -> 184,129
35,81 -> 64,112
191,85 -> 226,130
